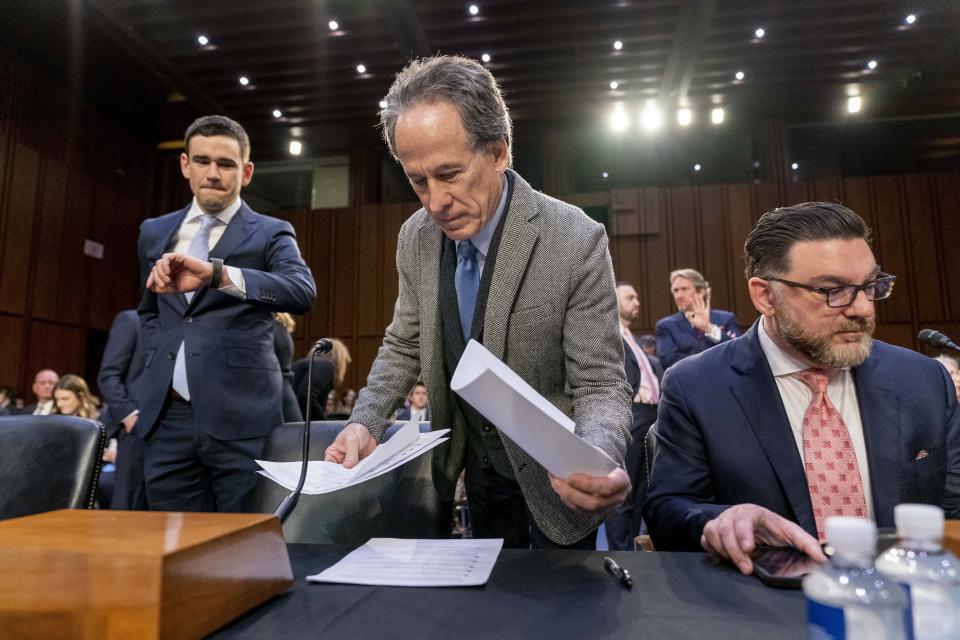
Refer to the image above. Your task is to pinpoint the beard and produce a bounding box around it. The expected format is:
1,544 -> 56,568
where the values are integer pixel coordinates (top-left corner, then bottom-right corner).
774,302 -> 875,369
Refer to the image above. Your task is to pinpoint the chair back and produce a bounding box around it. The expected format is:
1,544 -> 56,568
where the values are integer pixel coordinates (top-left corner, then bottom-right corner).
644,421 -> 659,485
0,415 -> 106,520
251,421 -> 448,544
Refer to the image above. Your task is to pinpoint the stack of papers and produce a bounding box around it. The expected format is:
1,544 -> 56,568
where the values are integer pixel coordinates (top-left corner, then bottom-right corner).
256,421 -> 449,494
307,538 -> 504,587
450,339 -> 618,478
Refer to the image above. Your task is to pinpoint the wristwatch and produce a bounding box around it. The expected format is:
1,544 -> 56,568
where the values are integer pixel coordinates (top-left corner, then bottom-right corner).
209,258 -> 224,289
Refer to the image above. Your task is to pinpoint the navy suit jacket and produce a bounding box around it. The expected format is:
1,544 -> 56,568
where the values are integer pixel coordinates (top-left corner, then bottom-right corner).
136,202 -> 316,441
644,320 -> 960,551
97,310 -> 146,435
655,309 -> 743,369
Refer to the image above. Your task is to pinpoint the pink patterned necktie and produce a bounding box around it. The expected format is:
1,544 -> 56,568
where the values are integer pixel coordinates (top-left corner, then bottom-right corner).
792,368 -> 867,541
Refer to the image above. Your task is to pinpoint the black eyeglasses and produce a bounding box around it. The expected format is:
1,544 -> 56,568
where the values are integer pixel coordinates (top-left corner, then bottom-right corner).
765,273 -> 896,308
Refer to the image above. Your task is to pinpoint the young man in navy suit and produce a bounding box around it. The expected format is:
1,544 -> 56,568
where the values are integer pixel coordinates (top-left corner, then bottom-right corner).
655,268 -> 742,368
137,116 -> 316,512
645,202 -> 959,574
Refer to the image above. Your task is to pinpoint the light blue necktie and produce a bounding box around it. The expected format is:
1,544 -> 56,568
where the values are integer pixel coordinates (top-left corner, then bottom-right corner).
172,215 -> 220,399
455,240 -> 480,342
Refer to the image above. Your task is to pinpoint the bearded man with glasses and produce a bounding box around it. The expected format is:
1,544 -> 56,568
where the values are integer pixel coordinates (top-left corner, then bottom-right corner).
644,202 -> 959,575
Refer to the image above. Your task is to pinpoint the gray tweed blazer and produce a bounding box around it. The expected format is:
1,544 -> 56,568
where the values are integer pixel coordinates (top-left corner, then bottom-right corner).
350,169 -> 632,545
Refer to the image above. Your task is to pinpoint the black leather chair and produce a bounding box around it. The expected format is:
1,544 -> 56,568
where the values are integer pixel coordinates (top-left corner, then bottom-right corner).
251,421 -> 449,544
0,415 -> 106,520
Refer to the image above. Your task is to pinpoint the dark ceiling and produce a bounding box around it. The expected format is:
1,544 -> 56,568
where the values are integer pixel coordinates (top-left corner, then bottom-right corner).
4,0 -> 960,165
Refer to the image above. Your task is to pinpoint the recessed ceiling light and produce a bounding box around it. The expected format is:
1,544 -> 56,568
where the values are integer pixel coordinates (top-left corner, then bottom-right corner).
609,81 -> 619,90
613,40 -> 623,51
356,64 -> 366,74
847,96 -> 862,113
694,163 -> 702,172
608,104 -> 629,133
754,27 -> 765,39
791,162 -> 799,170
272,109 -> 282,118
328,20 -> 339,31
867,59 -> 878,70
469,4 -> 479,16
379,100 -> 387,109
197,35 -> 209,46
602,171 -> 609,179
640,101 -> 662,132
677,108 -> 692,126
710,107 -> 725,124
905,14 -> 916,25
735,71 -> 745,81
239,76 -> 250,86
481,53 -> 491,63
289,140 -> 303,156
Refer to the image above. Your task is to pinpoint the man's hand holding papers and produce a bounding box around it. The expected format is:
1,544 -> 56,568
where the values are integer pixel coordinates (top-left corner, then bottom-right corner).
325,422 -> 377,468
549,468 -> 630,514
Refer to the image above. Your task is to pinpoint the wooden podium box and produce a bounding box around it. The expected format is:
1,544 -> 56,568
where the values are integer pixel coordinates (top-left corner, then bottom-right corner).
0,510 -> 293,639
946,520 -> 960,557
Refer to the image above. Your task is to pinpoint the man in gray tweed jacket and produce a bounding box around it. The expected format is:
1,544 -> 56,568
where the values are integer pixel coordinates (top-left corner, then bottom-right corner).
325,55 -> 632,548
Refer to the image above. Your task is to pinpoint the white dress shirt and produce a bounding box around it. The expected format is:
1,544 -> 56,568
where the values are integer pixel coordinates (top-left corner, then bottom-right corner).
757,318 -> 874,519
32,400 -> 54,415
168,197 -> 246,298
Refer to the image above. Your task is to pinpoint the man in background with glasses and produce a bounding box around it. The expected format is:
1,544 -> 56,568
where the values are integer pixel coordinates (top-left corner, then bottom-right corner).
645,202 -> 959,574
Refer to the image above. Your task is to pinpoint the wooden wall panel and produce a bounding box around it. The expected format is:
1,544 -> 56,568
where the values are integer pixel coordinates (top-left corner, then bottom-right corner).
0,314 -> 25,389
58,171 -> 94,326
870,176 -> 912,324
668,186 -> 698,272
698,185 -> 734,313
902,174 -> 944,323
0,143 -> 39,315
933,172 -> 960,321
31,159 -> 67,321
331,209 -> 357,339
641,188 -> 672,327
26,320 -> 86,384
725,183 -> 756,323
356,204 -> 383,337
378,203 -> 407,331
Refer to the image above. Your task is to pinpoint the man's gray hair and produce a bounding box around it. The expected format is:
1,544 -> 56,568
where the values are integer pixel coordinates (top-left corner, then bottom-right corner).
379,55 -> 513,165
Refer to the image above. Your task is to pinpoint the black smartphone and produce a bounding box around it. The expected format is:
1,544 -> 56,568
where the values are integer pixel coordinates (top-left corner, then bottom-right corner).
750,546 -> 825,589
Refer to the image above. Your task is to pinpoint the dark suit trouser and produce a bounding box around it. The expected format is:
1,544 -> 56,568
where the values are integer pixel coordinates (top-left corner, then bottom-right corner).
111,432 -> 147,510
465,451 -> 597,550
144,398 -> 266,513
605,402 -> 658,550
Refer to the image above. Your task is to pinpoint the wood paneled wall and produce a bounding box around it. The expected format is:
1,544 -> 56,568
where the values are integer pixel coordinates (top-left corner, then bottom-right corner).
0,48 -> 154,399
277,170 -> 959,392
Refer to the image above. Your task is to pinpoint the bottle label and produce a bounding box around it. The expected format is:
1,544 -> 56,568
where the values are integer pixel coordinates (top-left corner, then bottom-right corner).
807,598 -> 846,640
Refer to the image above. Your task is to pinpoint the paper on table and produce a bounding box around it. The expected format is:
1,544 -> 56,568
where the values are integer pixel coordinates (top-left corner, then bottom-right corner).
255,420 -> 449,495
450,339 -> 618,479
307,538 -> 504,587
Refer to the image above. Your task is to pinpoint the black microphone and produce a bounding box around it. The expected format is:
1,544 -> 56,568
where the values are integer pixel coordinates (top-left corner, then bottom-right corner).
918,329 -> 960,353
274,338 -> 334,522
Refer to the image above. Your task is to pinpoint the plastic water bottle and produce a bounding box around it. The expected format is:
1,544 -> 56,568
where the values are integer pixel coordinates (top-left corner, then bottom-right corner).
875,504 -> 960,640
803,517 -> 911,640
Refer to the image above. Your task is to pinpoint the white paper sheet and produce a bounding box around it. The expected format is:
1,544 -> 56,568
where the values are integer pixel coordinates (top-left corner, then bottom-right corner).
255,420 -> 449,495
307,538 -> 504,587
450,339 -> 618,478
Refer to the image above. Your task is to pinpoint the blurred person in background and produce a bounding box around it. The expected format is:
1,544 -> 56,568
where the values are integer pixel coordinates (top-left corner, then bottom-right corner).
934,354 -> 960,400
274,313 -> 303,422
21,369 -> 59,415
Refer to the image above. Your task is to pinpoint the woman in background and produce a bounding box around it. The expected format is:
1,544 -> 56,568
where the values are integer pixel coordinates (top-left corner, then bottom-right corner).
274,313 -> 303,422
54,374 -> 115,507
296,338 -> 352,421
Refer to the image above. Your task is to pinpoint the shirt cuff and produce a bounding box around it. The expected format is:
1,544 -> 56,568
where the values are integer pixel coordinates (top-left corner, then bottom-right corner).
122,409 -> 139,423
218,266 -> 246,299
706,324 -> 722,342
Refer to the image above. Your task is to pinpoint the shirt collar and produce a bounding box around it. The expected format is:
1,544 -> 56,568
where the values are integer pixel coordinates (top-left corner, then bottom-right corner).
186,197 -> 242,227
456,173 -> 508,259
757,317 -> 850,376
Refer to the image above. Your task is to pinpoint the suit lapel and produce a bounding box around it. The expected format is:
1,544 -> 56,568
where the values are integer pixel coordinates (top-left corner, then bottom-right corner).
852,353 -> 901,524
483,171 -> 539,361
418,221 -> 445,402
729,324 -> 817,535
153,207 -> 189,314
187,204 -> 259,311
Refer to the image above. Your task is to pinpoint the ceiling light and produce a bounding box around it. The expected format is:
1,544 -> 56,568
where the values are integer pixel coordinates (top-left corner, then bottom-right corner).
481,53 -> 491,63
735,71 -> 745,81
608,104 -> 629,133
710,107 -> 725,125
677,108 -> 693,126
754,27 -> 765,39
289,140 -> 303,156
905,14 -> 916,25
328,20 -> 339,31
847,96 -> 862,113
469,4 -> 479,16
379,100 -> 388,109
790,162 -> 799,170
197,35 -> 209,46
640,101 -> 662,132
609,81 -> 619,90
613,40 -> 623,51
356,64 -> 366,74
602,171 -> 609,179
272,109 -> 282,118
867,59 -> 877,70
694,164 -> 702,172
238,76 -> 249,86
